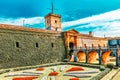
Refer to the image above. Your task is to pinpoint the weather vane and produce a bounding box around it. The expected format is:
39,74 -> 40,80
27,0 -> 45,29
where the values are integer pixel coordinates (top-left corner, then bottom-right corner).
48,2 -> 57,13
23,20 -> 25,26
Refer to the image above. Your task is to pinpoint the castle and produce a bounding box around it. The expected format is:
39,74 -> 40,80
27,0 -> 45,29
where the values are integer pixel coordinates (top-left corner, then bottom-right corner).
0,7 -> 120,69
44,11 -> 108,49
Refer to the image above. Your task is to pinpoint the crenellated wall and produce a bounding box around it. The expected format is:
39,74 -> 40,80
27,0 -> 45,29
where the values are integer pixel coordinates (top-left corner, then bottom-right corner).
0,28 -> 66,69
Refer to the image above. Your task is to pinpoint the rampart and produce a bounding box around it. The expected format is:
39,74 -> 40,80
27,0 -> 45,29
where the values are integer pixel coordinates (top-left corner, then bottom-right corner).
0,24 -> 66,69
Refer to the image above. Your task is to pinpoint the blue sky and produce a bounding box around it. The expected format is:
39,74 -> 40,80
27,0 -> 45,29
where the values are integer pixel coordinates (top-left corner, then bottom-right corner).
0,0 -> 120,37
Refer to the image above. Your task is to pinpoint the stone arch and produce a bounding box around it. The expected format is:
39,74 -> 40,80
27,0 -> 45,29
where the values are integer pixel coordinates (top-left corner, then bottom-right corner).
102,50 -> 112,64
77,51 -> 85,62
117,49 -> 120,55
117,49 -> 120,64
88,50 -> 98,63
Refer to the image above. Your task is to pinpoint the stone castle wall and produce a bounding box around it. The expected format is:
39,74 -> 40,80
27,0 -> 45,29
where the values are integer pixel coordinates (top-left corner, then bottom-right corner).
64,30 -> 108,49
0,29 -> 66,69
77,38 -> 108,48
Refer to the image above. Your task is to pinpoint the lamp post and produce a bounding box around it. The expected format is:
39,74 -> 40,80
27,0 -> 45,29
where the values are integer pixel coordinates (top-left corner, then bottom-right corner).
23,20 -> 25,26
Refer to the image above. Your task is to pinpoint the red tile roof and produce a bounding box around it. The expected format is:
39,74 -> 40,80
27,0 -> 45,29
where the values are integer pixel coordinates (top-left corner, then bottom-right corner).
0,24 -> 61,34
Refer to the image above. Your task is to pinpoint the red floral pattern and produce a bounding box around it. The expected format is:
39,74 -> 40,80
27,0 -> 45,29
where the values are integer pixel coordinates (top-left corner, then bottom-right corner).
36,68 -> 44,71
49,72 -> 59,76
12,76 -> 38,80
69,78 -> 80,80
66,67 -> 84,72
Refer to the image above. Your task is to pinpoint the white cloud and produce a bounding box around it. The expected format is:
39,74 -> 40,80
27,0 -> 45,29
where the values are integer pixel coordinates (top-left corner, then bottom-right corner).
0,17 -> 44,26
62,9 -> 120,37
1,9 -> 120,37
62,9 -> 120,28
93,21 -> 120,37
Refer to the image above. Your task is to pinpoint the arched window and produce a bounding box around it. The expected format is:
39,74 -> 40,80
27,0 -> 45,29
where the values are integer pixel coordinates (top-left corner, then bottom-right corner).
51,43 -> 54,48
69,42 -> 74,49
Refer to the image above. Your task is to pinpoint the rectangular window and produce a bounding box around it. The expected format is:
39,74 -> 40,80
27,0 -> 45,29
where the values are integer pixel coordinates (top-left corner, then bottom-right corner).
56,27 -> 58,31
51,43 -> 54,48
55,20 -> 57,23
36,43 -> 39,48
16,42 -> 19,48
47,20 -> 49,23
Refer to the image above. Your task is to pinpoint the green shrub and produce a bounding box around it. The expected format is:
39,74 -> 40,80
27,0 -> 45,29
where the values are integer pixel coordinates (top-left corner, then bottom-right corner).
63,59 -> 69,62
90,68 -> 111,80
114,67 -> 119,69
100,66 -> 105,71
106,63 -> 115,69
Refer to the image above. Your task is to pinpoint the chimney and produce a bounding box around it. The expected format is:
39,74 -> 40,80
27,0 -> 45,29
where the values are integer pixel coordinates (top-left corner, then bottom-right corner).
89,31 -> 92,36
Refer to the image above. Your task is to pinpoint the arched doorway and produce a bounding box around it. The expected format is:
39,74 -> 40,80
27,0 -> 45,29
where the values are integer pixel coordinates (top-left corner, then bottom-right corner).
69,42 -> 74,50
68,42 -> 74,61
